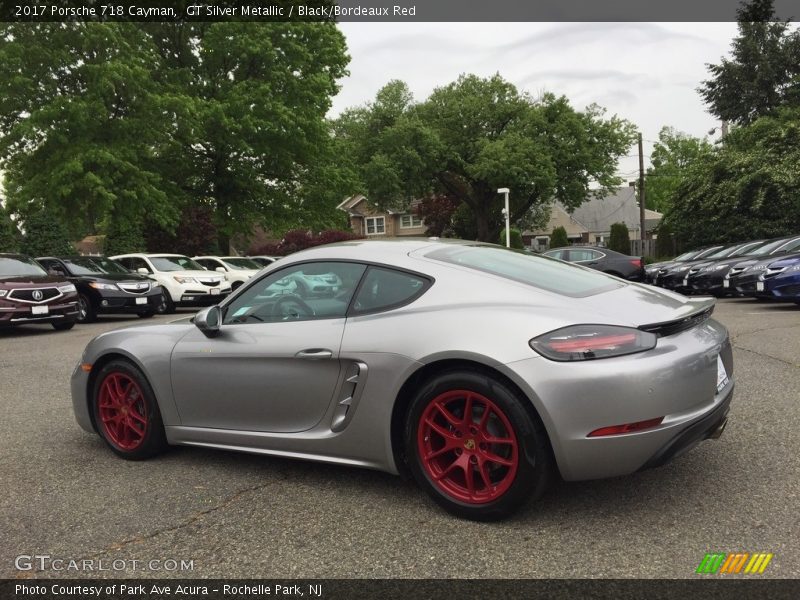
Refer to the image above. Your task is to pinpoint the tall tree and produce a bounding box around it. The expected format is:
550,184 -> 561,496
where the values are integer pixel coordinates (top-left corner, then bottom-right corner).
0,23 -> 175,240
19,209 -> 73,257
645,127 -> 713,213
0,203 -> 20,252
662,107 -> 800,247
0,23 -> 350,250
334,75 -> 636,242
698,0 -> 800,125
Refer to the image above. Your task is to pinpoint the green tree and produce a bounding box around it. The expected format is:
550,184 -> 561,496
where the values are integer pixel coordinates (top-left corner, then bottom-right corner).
662,108 -> 800,247
333,75 -> 636,242
144,204 -> 218,256
19,210 -> 73,257
0,204 -> 20,252
608,222 -> 631,254
698,0 -> 800,125
0,22 -> 350,251
0,23 -> 175,240
645,127 -> 713,213
549,226 -> 569,249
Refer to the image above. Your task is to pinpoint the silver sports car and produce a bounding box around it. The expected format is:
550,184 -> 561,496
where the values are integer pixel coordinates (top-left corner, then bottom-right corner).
72,239 -> 734,520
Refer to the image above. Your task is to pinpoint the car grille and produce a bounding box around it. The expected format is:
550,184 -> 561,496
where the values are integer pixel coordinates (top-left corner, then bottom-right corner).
765,267 -> 787,277
118,281 -> 151,294
728,267 -> 745,277
8,287 -> 60,304
197,279 -> 222,287
639,306 -> 714,338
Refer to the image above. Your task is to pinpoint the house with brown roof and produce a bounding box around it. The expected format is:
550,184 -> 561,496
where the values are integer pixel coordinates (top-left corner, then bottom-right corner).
337,195 -> 427,238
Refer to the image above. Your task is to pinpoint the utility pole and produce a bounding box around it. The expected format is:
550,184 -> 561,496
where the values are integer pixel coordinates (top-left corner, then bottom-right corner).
638,132 -> 646,257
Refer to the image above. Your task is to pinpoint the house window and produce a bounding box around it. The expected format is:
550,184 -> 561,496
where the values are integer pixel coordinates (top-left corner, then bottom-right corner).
400,214 -> 423,229
365,217 -> 385,235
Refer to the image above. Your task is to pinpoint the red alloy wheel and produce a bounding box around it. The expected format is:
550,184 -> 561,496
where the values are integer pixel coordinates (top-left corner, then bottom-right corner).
417,389 -> 519,504
97,372 -> 149,451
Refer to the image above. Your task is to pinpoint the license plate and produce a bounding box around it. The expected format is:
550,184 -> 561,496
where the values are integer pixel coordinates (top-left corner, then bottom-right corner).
31,305 -> 49,315
723,280 -> 729,288
756,281 -> 765,292
209,288 -> 220,295
716,355 -> 729,392
135,297 -> 147,305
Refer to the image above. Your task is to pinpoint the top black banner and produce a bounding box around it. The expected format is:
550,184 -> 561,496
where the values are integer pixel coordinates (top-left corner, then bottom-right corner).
1,0 -> 799,22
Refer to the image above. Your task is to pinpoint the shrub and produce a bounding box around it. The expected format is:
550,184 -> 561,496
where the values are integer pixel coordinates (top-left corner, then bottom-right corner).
499,227 -> 524,249
549,226 -> 569,249
20,210 -> 73,256
608,222 -> 631,254
251,229 -> 363,256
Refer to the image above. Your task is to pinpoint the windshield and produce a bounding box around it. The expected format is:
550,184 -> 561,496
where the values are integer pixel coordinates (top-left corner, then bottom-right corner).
675,250 -> 701,261
65,257 -> 129,275
705,245 -> 740,259
150,256 -> 206,272
0,256 -> 48,278
746,238 -> 791,256
729,241 -> 766,257
774,237 -> 800,253
425,245 -> 621,298
224,258 -> 260,269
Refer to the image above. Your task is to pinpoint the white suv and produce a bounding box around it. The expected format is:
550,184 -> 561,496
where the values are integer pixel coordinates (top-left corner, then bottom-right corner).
193,256 -> 261,291
111,253 -> 232,314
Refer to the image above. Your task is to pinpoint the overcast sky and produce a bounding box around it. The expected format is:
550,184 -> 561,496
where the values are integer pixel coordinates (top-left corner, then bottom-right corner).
332,22 -> 740,179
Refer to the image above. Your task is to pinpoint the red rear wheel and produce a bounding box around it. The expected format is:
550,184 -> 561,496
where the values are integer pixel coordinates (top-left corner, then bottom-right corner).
417,390 -> 519,504
406,370 -> 551,521
92,360 -> 167,460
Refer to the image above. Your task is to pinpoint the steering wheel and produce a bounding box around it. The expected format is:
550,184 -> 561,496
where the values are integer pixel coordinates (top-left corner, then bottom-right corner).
271,294 -> 314,321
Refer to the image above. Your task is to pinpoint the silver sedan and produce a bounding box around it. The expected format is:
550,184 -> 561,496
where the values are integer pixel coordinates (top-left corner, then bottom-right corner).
71,239 -> 734,520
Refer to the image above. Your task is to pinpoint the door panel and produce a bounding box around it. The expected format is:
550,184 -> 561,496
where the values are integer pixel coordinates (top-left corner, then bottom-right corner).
170,319 -> 345,433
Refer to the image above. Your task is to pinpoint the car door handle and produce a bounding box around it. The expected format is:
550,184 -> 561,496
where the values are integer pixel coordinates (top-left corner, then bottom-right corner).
295,349 -> 333,360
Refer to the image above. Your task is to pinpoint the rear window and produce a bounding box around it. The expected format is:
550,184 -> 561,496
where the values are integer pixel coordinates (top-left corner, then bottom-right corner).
425,245 -> 621,298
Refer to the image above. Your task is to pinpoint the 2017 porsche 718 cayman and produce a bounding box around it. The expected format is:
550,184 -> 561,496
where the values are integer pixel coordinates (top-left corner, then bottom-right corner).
72,239 -> 734,520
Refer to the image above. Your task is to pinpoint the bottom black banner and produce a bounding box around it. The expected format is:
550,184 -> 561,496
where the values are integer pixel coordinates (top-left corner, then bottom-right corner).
2,579 -> 799,600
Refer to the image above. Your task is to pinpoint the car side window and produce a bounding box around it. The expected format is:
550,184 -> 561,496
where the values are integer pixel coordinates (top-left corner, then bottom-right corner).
196,259 -> 214,270
351,267 -> 429,314
223,262 -> 367,325
544,250 -> 565,260
132,258 -> 152,273
569,249 -> 599,262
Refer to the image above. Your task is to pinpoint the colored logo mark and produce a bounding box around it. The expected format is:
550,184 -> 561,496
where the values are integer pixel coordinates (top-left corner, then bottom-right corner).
696,552 -> 773,574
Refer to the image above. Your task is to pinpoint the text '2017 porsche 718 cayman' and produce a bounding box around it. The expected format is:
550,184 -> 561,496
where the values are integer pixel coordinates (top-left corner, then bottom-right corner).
72,239 -> 734,520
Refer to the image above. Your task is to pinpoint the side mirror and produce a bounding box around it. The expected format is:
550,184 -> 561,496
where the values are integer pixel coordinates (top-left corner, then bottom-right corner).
215,266 -> 226,273
137,268 -> 149,275
195,305 -> 221,338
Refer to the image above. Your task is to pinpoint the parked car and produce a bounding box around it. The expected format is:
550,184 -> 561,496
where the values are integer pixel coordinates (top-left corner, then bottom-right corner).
542,246 -> 643,281
73,239 -> 733,521
248,255 -> 281,267
653,245 -> 728,291
110,253 -> 231,314
36,256 -> 164,323
0,253 -> 79,330
683,240 -> 770,296
760,255 -> 800,304
193,256 -> 261,290
726,235 -> 800,297
644,248 -> 709,284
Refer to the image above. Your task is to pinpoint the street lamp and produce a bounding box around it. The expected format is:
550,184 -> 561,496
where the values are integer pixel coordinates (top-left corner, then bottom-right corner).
497,187 -> 510,247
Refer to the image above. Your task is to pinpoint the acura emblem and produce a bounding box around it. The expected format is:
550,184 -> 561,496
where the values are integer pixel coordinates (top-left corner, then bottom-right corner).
32,290 -> 43,301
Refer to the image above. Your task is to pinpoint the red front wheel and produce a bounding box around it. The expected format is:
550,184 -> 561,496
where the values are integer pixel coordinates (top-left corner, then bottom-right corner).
92,360 -> 167,460
406,370 -> 551,521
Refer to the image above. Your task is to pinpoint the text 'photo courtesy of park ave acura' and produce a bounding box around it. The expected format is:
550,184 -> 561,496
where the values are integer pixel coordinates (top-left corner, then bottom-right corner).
1,0 -> 799,597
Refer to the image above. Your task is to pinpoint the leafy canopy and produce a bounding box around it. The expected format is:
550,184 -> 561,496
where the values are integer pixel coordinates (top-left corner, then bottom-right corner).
334,75 -> 636,242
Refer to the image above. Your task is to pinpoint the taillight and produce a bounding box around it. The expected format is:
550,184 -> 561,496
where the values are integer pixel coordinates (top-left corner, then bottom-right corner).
529,325 -> 657,361
630,259 -> 642,268
587,417 -> 664,437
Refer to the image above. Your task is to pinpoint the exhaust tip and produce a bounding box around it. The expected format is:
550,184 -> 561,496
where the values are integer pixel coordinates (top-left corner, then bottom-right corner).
709,417 -> 728,440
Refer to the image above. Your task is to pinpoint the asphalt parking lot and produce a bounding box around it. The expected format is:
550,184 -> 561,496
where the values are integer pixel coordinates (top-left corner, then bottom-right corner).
1,298 -> 798,579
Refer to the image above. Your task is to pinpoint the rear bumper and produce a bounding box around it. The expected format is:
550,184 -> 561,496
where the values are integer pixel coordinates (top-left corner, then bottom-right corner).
639,384 -> 733,470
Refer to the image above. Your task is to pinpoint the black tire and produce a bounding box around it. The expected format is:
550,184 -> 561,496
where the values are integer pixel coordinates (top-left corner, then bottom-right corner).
155,293 -> 175,315
76,293 -> 97,323
91,359 -> 168,460
52,320 -> 76,331
404,370 -> 552,521
137,311 -> 155,319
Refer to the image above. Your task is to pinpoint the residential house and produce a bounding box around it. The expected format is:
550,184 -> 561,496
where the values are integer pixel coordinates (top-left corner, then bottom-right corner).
525,187 -> 662,250
338,194 -> 427,238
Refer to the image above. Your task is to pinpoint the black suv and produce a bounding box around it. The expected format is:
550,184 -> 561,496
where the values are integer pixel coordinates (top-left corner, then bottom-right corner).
0,254 -> 79,330
36,256 -> 164,323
